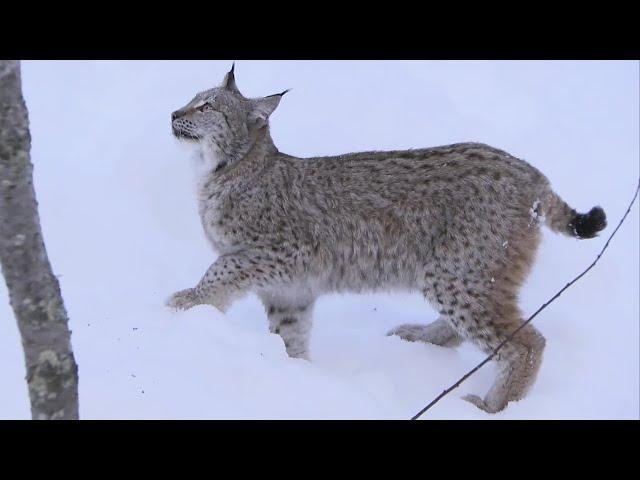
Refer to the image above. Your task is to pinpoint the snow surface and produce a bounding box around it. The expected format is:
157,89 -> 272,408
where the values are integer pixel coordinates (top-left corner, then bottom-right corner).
1,60 -> 638,419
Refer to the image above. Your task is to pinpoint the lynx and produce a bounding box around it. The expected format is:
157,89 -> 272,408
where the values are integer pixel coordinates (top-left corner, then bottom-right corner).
167,65 -> 607,414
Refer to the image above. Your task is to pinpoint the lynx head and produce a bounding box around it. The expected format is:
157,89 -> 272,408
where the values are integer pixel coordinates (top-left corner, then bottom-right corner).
171,64 -> 287,170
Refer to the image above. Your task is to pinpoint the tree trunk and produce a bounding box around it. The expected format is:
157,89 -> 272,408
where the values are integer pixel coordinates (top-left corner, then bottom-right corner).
0,60 -> 79,420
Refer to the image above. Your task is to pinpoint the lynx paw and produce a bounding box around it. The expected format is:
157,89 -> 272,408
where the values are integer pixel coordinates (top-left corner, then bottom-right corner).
166,288 -> 199,311
387,320 -> 463,348
386,324 -> 425,342
461,394 -> 506,414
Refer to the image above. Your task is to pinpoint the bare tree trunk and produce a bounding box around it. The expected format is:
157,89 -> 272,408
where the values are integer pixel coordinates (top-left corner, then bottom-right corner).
0,60 -> 79,420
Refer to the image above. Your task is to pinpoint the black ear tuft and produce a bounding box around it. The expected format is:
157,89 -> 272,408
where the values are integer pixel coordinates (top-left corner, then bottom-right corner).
221,63 -> 241,95
267,89 -> 291,98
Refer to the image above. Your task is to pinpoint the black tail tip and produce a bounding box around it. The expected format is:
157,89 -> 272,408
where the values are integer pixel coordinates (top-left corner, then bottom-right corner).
571,206 -> 607,239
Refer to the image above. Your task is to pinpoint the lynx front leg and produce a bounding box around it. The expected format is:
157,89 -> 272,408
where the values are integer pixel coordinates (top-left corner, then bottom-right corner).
260,291 -> 315,360
166,251 -> 291,313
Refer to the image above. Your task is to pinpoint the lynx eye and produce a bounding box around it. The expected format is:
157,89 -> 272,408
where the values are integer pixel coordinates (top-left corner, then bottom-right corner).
196,102 -> 214,113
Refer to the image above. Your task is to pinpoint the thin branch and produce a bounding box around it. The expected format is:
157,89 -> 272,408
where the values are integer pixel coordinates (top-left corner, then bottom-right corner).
412,179 -> 640,420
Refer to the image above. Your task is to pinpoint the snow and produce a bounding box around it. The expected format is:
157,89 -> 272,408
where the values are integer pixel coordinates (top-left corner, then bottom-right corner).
530,199 -> 545,226
1,60 -> 638,419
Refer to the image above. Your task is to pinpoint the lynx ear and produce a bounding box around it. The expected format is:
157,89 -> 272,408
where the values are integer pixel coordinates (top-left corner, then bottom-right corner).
248,90 -> 289,129
221,62 -> 241,95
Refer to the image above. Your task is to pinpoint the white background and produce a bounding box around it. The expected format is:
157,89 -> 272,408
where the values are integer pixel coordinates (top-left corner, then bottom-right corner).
1,60 -> 638,419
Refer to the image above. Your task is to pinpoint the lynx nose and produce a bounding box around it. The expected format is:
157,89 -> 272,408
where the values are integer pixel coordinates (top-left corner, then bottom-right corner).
172,110 -> 185,121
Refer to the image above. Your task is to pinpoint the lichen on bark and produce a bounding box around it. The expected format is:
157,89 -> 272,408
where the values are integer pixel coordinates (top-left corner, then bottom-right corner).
0,60 -> 79,420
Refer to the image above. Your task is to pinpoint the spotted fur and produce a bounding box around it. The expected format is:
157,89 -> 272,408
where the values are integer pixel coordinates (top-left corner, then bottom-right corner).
167,66 -> 606,413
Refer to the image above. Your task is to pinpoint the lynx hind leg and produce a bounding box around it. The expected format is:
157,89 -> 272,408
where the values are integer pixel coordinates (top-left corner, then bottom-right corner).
261,292 -> 315,360
435,290 -> 546,413
387,317 -> 464,348
456,234 -> 546,413
461,322 -> 546,413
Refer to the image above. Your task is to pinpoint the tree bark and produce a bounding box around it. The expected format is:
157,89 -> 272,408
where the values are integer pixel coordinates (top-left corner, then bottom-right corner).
0,60 -> 79,420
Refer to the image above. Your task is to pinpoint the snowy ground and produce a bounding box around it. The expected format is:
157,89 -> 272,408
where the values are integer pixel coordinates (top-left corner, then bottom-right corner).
1,60 -> 638,419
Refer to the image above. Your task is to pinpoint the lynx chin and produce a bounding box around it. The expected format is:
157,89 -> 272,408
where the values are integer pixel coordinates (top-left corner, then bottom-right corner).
167,65 -> 607,414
